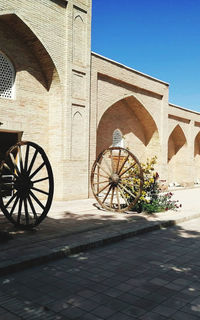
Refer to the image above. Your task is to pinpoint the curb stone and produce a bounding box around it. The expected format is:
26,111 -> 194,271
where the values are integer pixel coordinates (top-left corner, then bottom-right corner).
1,211 -> 200,276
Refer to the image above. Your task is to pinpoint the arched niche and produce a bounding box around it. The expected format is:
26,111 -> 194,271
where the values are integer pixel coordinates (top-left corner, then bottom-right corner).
0,13 -> 62,197
168,125 -> 188,184
168,125 -> 187,162
71,111 -> 85,160
0,13 -> 58,90
194,132 -> 200,157
194,132 -> 200,183
73,14 -> 85,66
96,95 -> 160,163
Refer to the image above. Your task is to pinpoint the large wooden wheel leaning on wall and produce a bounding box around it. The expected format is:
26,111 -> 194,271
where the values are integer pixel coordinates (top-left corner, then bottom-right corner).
91,147 -> 144,212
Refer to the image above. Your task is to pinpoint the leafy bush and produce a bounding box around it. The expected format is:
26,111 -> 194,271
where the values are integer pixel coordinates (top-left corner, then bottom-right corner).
124,156 -> 181,213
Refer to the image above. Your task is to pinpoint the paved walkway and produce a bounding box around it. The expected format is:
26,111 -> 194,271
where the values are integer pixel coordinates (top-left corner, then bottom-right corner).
0,187 -> 200,275
1,217 -> 200,319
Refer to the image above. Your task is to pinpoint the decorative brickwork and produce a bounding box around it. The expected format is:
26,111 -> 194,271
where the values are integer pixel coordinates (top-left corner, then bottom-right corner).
0,0 -> 91,200
0,53 -> 15,99
0,0 -> 200,200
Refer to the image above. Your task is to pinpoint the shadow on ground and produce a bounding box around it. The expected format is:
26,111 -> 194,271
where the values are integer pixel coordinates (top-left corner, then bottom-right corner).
1,220 -> 200,319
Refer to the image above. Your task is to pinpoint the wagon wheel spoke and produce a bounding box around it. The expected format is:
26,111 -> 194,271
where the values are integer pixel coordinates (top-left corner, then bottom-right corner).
117,184 -> 129,206
94,173 -> 109,179
116,149 -> 121,173
31,186 -> 49,196
110,186 -> 115,207
121,176 -> 140,189
29,162 -> 45,180
120,175 -> 133,180
120,162 -> 137,177
116,186 -> 121,211
17,199 -> 23,224
118,155 -> 129,175
91,147 -> 143,212
4,191 -> 18,209
93,180 -> 109,185
32,177 -> 49,184
102,154 -> 112,174
102,185 -> 112,204
97,182 -> 110,195
24,198 -> 29,225
18,146 -> 23,173
109,150 -> 114,173
96,162 -> 110,177
118,183 -> 136,200
24,144 -> 30,172
27,195 -> 38,220
9,195 -> 19,217
0,141 -> 54,229
27,150 -> 38,176
9,153 -> 21,176
29,190 -> 45,210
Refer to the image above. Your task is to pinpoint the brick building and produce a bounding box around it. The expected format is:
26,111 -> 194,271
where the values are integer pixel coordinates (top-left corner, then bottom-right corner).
0,0 -> 199,201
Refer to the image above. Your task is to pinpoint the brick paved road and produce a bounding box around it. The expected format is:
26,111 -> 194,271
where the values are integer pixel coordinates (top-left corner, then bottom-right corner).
1,218 -> 200,319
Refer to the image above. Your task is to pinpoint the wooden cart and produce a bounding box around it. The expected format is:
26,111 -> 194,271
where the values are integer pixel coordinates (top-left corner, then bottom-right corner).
0,141 -> 54,229
91,147 -> 144,212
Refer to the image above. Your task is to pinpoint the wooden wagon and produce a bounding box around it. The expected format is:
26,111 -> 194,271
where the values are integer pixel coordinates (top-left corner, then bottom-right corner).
0,140 -> 144,229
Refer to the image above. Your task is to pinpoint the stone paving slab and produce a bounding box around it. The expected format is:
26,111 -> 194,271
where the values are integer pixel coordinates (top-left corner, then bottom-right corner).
0,188 -> 200,275
1,217 -> 200,319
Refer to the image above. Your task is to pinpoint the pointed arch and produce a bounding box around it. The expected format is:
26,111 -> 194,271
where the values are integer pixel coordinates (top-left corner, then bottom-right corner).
168,125 -> 187,162
97,94 -> 160,161
73,14 -> 85,65
71,111 -> 85,160
0,13 -> 59,90
194,131 -> 200,184
74,15 -> 84,23
168,124 -> 189,185
194,131 -> 200,157
0,12 -> 63,197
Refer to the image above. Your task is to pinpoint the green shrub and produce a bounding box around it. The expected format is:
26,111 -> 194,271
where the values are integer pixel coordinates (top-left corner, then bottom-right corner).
124,156 -> 181,213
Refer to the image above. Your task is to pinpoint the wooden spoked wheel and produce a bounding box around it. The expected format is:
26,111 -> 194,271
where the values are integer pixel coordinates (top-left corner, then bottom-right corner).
0,141 -> 54,228
91,147 -> 144,212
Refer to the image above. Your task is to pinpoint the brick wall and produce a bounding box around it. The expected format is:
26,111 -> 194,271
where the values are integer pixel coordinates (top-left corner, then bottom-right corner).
1,0 -> 200,200
0,0 -> 92,200
90,53 -> 200,188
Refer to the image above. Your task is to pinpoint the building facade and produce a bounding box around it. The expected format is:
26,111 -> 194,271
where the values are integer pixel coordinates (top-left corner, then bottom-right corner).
0,0 -> 199,201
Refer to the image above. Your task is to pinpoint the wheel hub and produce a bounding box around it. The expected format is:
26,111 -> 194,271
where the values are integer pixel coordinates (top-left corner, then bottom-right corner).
14,175 -> 33,198
110,173 -> 120,186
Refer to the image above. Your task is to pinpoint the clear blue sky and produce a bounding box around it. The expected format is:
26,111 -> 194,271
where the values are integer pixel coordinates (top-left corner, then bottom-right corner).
91,0 -> 200,112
